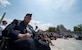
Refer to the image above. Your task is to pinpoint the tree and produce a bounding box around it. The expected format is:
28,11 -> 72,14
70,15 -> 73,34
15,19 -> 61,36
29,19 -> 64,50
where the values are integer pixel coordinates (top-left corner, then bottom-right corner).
74,26 -> 79,31
67,29 -> 71,32
56,25 -> 60,31
74,24 -> 82,31
45,27 -> 56,32
78,24 -> 82,31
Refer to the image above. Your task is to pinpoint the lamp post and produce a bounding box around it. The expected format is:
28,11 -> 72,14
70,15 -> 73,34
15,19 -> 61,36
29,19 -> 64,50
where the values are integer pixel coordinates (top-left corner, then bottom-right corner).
0,12 -> 6,24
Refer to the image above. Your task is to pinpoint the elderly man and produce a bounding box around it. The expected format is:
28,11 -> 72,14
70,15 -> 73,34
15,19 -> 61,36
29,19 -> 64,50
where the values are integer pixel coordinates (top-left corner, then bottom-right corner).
2,13 -> 51,50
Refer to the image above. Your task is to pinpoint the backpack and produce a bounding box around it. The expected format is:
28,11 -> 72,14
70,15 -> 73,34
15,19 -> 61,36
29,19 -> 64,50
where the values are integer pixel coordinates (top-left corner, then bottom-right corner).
2,19 -> 21,37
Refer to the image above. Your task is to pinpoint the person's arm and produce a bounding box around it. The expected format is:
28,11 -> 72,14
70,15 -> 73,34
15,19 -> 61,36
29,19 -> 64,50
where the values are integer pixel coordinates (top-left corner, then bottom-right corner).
28,24 -> 38,39
0,25 -> 4,32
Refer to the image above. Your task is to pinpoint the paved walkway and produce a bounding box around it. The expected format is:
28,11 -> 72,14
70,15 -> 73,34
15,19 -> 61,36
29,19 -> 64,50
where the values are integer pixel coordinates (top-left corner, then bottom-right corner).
50,38 -> 82,50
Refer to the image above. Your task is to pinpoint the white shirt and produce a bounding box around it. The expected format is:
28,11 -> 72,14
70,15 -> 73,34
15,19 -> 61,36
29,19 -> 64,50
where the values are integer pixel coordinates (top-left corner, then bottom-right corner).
0,24 -> 7,35
26,25 -> 32,34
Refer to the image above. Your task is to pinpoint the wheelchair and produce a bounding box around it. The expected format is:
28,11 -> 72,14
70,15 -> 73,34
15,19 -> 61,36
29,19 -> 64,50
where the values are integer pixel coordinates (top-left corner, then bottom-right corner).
0,36 -> 17,50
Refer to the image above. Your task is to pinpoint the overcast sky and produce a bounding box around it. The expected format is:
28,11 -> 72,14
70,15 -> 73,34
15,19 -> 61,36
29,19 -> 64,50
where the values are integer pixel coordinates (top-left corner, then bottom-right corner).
0,0 -> 82,31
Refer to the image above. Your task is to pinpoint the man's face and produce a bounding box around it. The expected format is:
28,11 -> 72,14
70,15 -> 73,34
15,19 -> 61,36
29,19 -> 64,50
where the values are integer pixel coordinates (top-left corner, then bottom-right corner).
24,15 -> 32,24
3,22 -> 7,25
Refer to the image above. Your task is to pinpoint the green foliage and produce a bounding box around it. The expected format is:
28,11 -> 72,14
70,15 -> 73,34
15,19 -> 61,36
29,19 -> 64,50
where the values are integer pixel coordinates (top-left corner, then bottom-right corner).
78,24 -> 82,31
74,24 -> 82,31
45,27 -> 56,32
74,26 -> 79,31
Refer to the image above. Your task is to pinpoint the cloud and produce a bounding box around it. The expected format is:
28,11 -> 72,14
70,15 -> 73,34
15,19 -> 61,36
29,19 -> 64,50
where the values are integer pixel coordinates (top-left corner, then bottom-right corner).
36,0 -> 76,11
53,0 -> 76,11
0,0 -> 10,7
37,23 -> 53,31
30,20 -> 53,31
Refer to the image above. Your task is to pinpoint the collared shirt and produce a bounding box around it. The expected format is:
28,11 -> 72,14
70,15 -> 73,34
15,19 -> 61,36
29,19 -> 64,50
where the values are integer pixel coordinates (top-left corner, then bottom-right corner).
26,25 -> 33,34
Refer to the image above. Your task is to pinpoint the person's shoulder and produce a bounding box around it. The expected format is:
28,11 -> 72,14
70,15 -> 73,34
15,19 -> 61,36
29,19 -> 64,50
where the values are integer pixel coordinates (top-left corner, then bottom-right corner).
0,24 -> 3,29
13,19 -> 21,22
0,24 -> 2,26
28,24 -> 32,27
0,24 -> 4,27
12,19 -> 22,24
28,24 -> 33,28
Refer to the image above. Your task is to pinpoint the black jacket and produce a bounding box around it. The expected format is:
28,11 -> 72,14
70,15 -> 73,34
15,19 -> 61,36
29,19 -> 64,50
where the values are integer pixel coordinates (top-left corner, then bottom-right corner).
2,19 -> 37,40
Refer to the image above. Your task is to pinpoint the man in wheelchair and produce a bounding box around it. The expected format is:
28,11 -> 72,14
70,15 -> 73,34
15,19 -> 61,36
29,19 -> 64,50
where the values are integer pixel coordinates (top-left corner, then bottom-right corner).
1,13 -> 51,50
